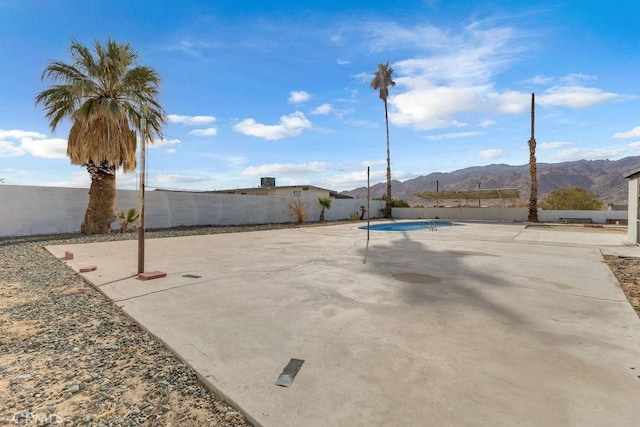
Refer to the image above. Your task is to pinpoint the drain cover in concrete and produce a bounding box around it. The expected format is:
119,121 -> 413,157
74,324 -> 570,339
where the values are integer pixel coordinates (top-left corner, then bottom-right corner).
275,358 -> 304,387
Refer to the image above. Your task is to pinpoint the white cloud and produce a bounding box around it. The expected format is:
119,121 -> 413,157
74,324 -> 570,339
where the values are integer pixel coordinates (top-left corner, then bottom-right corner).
149,138 -> 180,153
233,111 -> 312,140
160,39 -> 212,57
426,131 -> 483,141
0,140 -> 24,156
346,118 -> 376,127
241,161 -> 331,176
311,103 -> 333,115
383,22 -> 532,130
44,171 -> 90,188
362,160 -> 386,167
0,129 -> 67,159
205,153 -> 247,166
330,33 -> 343,45
321,168 -> 410,191
153,173 -> 212,184
367,22 -> 623,132
613,126 -> 640,139
390,83 -> 480,130
527,75 -> 554,85
336,59 -> 350,65
487,90 -> 530,114
168,114 -> 216,126
539,141 -> 573,150
537,85 -> 620,108
188,127 -> 218,137
288,91 -> 311,104
550,146 -> 630,162
321,169 -> 385,189
480,120 -> 496,128
559,73 -> 596,85
479,149 -> 505,159
390,23 -> 524,86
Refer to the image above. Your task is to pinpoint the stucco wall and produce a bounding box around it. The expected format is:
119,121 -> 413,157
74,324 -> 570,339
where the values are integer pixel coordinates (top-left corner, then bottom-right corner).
628,177 -> 639,244
1,185 -> 628,237
392,207 -> 627,224
0,185 -> 384,237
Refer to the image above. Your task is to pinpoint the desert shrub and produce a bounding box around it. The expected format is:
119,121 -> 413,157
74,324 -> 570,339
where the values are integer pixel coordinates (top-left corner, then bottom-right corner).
373,198 -> 410,208
539,186 -> 604,210
288,197 -> 308,224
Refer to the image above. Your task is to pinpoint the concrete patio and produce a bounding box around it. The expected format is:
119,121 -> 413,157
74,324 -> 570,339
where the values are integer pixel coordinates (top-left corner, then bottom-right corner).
47,222 -> 640,426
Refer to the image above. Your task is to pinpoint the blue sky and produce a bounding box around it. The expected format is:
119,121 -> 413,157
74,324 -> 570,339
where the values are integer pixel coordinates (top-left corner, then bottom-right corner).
1,0 -> 639,192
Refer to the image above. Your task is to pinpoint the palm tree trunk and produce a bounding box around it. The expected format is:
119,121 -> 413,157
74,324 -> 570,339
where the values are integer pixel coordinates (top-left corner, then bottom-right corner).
527,93 -> 539,222
528,138 -> 538,222
384,99 -> 392,218
81,164 -> 117,234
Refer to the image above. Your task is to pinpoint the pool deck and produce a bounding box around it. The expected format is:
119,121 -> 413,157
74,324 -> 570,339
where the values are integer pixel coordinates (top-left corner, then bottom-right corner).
47,222 -> 640,426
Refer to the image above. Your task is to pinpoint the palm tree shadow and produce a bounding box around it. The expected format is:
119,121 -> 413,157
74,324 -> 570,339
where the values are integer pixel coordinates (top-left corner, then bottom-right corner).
357,229 -> 528,326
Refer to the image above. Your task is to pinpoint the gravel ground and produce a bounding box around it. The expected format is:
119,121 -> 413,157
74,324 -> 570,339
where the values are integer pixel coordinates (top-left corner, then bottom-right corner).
603,255 -> 640,318
0,223 -> 308,427
1,222 -> 638,426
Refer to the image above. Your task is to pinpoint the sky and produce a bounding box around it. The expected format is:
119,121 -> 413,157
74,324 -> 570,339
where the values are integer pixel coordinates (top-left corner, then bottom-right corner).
1,0 -> 640,192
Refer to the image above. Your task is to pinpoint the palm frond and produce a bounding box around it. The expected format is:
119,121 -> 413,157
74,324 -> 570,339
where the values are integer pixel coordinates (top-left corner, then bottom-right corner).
371,62 -> 396,101
36,38 -> 166,170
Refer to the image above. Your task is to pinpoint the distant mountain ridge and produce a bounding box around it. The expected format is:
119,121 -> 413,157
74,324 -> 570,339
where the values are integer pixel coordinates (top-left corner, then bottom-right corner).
341,156 -> 640,206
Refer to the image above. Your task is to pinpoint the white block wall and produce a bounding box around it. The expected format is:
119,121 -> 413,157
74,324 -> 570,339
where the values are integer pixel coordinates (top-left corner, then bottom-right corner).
0,185 -> 384,237
392,207 -> 627,224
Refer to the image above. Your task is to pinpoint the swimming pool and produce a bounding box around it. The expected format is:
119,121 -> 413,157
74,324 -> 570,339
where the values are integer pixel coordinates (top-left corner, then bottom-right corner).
359,220 -> 460,232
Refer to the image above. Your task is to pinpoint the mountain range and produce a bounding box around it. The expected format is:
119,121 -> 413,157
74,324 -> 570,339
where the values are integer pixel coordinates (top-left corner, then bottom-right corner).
341,156 -> 640,206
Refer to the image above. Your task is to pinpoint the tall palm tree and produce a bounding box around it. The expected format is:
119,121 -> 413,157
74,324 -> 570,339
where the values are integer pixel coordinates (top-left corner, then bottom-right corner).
371,62 -> 396,218
36,39 -> 165,234
528,93 -> 539,222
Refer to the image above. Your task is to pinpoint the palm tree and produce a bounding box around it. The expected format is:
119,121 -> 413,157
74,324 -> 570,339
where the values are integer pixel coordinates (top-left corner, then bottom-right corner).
317,197 -> 332,221
36,39 -> 165,234
527,93 -> 539,222
371,62 -> 396,218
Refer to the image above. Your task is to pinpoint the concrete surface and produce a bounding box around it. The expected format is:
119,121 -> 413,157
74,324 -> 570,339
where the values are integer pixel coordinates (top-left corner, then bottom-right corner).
47,222 -> 640,426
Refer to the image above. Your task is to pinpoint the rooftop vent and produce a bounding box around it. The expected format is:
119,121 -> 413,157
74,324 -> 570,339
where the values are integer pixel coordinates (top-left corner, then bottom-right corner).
261,177 -> 276,188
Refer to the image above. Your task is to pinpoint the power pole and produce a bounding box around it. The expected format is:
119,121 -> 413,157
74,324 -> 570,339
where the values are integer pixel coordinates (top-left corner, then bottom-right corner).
527,93 -> 539,222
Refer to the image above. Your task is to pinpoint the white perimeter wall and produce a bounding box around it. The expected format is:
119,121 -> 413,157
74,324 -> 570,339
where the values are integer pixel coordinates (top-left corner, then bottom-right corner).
392,207 -> 627,224
0,185 -> 384,237
0,185 -> 628,237
628,177 -> 639,244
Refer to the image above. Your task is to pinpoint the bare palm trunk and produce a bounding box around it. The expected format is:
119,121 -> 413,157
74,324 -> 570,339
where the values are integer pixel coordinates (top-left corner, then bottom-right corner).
384,99 -> 392,218
81,163 -> 117,234
528,93 -> 539,222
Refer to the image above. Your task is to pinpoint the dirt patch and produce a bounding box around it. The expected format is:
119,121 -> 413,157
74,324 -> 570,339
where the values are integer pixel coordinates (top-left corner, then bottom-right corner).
526,224 -> 627,234
604,255 -> 640,318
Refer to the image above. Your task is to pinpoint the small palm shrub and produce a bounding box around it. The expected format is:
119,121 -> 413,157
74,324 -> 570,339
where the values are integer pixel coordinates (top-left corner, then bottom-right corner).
117,207 -> 139,233
318,197 -> 333,221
